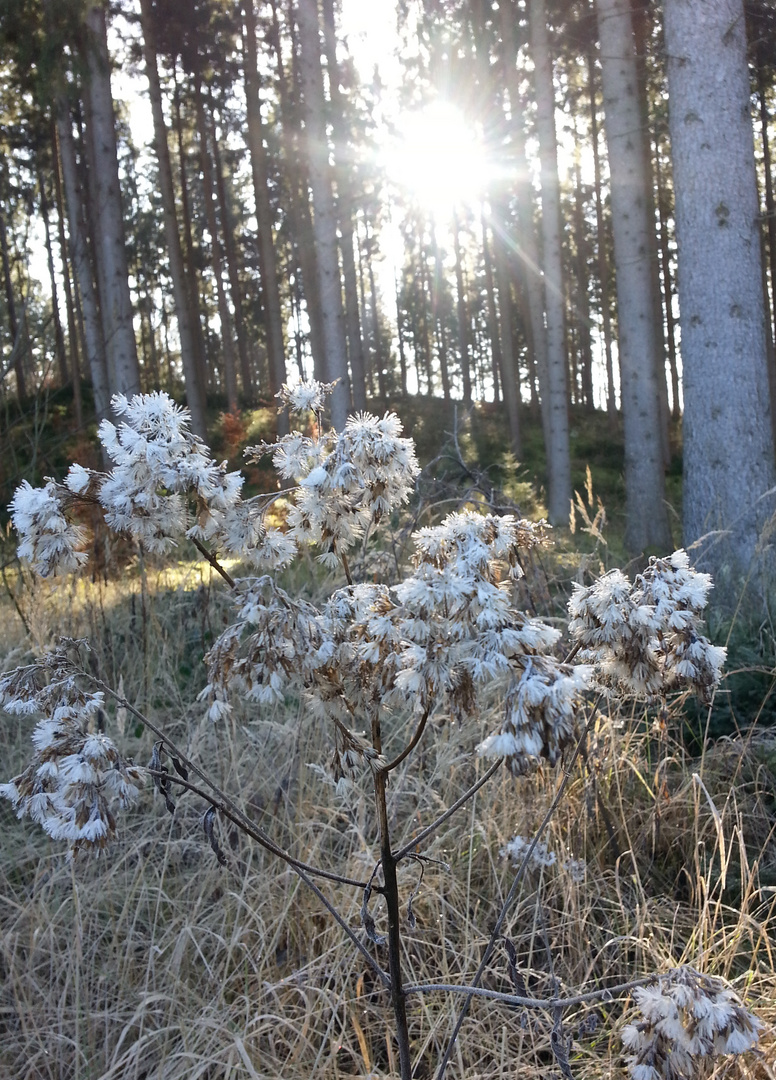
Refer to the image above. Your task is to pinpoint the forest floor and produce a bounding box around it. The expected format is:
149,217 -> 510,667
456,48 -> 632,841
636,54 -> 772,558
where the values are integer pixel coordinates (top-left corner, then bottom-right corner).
0,388 -> 774,1079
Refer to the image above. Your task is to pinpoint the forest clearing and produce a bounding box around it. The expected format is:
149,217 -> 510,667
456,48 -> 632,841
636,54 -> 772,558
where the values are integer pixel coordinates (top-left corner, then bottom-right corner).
2,0 -> 776,1077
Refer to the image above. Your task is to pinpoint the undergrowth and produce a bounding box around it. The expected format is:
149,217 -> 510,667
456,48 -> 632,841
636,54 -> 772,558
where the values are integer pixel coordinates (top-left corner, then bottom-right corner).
0,390 -> 771,1080
1,540 -> 774,1079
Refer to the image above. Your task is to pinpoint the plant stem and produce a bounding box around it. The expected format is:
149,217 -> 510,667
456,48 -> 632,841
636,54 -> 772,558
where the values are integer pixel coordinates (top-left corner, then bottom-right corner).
372,709 -> 413,1080
379,705 -> 430,775
189,536 -> 236,588
435,716 -> 594,1080
375,769 -> 413,1080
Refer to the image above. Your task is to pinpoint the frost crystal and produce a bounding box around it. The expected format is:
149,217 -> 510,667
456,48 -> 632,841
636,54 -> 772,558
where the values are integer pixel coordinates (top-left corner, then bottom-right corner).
0,659 -> 143,855
9,480 -> 89,577
622,968 -> 762,1080
276,378 -> 337,414
501,834 -> 587,880
568,552 -> 725,703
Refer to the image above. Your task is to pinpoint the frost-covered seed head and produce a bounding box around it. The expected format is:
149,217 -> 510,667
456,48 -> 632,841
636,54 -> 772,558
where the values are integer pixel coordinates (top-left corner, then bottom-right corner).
622,968 -> 762,1080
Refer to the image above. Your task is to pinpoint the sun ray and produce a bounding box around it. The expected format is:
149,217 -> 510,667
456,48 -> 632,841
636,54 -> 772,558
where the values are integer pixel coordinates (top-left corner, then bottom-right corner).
384,100 -> 493,219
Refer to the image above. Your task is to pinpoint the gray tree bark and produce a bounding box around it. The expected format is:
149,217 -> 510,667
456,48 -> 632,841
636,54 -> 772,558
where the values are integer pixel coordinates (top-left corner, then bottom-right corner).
321,0 -> 367,410
56,102 -> 111,423
528,0 -> 571,526
52,122 -> 84,429
242,0 -> 288,428
296,0 -> 351,430
499,1 -> 550,439
492,196 -> 522,457
193,66 -> 239,413
84,3 -> 140,399
665,0 -> 776,590
595,0 -> 671,552
139,0 -> 208,436
587,48 -> 616,417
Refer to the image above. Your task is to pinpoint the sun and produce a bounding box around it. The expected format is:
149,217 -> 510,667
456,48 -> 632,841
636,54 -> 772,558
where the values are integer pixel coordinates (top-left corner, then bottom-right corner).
384,101 -> 493,220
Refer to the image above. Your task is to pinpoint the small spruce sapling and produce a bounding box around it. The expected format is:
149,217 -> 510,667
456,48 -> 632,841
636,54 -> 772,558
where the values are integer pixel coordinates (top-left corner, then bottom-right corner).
1,384 -> 759,1080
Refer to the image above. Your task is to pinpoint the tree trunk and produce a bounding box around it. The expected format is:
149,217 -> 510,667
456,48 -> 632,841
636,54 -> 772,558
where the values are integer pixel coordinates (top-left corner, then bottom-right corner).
492,198 -> 522,456
139,0 -> 208,436
452,208 -> 472,404
84,2 -> 140,399
499,0 -> 550,438
56,102 -> 111,422
632,0 -> 672,468
758,62 -> 776,341
665,0 -> 776,589
595,0 -> 671,553
294,0 -> 351,428
587,48 -> 616,417
0,206 -> 26,401
481,215 -> 502,404
653,135 -> 681,419
192,65 -> 239,413
571,140 -> 594,410
38,169 -> 69,387
755,59 -> 776,446
273,0 -> 328,384
52,121 -> 83,429
429,219 -> 451,400
321,0 -> 367,409
208,90 -> 254,403
528,0 -> 571,526
368,255 -> 386,399
417,229 -> 435,394
242,0 -> 288,423
171,61 -> 209,397
395,270 -> 408,396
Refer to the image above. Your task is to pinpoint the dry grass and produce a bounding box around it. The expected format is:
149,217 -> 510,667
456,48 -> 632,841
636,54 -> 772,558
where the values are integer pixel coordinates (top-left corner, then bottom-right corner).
1,560 -> 775,1079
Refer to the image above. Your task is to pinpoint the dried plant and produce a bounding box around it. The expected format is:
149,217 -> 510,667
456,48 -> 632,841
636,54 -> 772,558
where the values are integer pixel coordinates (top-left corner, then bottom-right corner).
1,385 -> 761,1080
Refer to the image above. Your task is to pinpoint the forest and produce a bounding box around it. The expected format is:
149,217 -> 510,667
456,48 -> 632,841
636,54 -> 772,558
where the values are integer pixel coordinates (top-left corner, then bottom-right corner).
1,0 -> 776,1078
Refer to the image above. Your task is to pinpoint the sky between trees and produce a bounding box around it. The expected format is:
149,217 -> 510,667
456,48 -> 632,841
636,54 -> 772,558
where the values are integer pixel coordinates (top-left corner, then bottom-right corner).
1,0 -> 775,595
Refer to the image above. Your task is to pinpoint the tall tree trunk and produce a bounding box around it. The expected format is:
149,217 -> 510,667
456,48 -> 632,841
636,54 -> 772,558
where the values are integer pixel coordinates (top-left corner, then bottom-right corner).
587,48 -> 616,417
366,227 -> 387,398
452,208 -> 472,404
208,91 -> 253,402
273,0 -> 328,383
321,0 -> 367,409
295,0 -> 351,429
55,103 -> 110,422
0,207 -> 26,401
416,233 -> 434,393
429,219 -> 451,400
528,0 -> 571,526
481,216 -> 502,403
498,0 -> 550,436
84,3 -> 140,399
755,58 -> 776,444
632,0 -> 671,467
665,0 -> 775,591
38,170 -> 69,387
493,208 -> 522,457
654,135 -> 681,419
356,230 -> 374,393
171,61 -> 209,397
192,65 -> 238,412
595,0 -> 671,553
571,140 -> 594,411
52,122 -> 83,428
139,0 -> 208,436
758,62 -> 776,341
242,0 -> 288,424
395,270 -> 408,396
